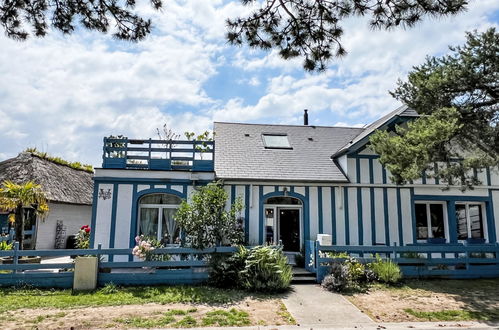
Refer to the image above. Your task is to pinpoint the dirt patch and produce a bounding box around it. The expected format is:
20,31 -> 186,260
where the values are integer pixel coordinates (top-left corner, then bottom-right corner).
0,298 -> 293,329
347,279 -> 499,322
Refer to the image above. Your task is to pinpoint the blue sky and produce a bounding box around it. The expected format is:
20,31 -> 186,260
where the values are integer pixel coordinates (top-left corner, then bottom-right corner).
1,0 -> 498,167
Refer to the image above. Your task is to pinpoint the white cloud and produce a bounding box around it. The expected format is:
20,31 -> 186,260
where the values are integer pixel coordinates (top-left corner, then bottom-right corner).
0,0 -> 497,167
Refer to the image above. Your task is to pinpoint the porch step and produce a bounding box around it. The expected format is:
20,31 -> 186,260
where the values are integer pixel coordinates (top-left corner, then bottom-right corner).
292,267 -> 316,284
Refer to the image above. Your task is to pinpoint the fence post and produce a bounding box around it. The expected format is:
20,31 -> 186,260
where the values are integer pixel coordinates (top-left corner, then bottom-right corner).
13,241 -> 19,274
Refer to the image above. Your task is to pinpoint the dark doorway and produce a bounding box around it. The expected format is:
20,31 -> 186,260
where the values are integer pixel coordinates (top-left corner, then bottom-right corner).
279,209 -> 300,252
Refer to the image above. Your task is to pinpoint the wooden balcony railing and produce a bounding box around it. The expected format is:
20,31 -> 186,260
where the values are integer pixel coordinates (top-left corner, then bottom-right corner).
102,137 -> 214,171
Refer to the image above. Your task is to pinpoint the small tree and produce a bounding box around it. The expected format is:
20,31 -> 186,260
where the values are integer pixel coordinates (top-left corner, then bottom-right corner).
175,182 -> 244,249
0,181 -> 49,249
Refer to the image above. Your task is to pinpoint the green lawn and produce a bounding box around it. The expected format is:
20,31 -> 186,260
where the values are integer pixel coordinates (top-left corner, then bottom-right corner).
0,285 -> 253,311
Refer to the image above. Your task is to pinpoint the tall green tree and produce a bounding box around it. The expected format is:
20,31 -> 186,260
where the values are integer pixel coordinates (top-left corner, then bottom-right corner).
370,28 -> 498,189
228,0 -> 468,71
1,0 -> 467,71
175,182 -> 243,249
0,181 -> 49,249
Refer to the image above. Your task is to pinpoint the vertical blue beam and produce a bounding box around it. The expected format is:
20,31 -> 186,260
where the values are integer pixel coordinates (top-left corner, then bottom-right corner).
487,191 -> 496,243
370,187 -> 376,245
258,186 -> 264,244
331,187 -> 337,245
244,185 -> 250,244
486,167 -> 491,186
89,181 -> 99,249
274,185 -> 279,192
231,185 -> 236,205
129,184 -> 138,261
422,170 -> 427,184
344,187 -> 350,245
109,183 -> 119,261
318,187 -> 323,234
447,200 -> 457,243
368,158 -> 374,184
383,188 -> 390,246
304,186 -> 310,242
396,188 -> 403,246
357,187 -> 363,245
410,188 -> 417,244
382,166 -> 387,184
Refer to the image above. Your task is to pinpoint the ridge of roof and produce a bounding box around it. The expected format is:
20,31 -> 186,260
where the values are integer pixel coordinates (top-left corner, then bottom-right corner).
214,121 -> 366,130
333,105 -> 418,157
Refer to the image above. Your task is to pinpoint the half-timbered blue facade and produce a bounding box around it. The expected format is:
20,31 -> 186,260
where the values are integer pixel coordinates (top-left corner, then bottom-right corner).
91,106 -> 499,253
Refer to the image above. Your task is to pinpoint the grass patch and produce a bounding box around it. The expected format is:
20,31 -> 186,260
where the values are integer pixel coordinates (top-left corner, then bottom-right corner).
114,315 -> 176,328
404,308 -> 490,321
0,285 -> 250,311
277,302 -> 296,324
201,308 -> 250,327
174,315 -> 197,328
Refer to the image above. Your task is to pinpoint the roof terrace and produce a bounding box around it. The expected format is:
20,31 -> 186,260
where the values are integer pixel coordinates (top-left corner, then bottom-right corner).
102,137 -> 214,172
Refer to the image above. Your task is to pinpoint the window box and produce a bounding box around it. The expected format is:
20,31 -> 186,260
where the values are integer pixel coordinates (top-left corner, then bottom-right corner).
149,159 -> 171,170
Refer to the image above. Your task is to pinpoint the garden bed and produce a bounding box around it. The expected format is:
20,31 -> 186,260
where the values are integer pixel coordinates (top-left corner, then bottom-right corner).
347,279 -> 499,322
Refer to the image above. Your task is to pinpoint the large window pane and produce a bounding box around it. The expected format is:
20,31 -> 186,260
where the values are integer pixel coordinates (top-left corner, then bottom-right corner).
262,134 -> 291,148
456,205 -> 468,240
162,208 -> 180,244
469,205 -> 484,239
139,208 -> 159,238
429,204 -> 445,238
415,204 -> 428,239
265,208 -> 275,244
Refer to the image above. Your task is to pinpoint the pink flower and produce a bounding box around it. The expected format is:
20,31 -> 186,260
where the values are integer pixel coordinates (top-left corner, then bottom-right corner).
135,236 -> 141,243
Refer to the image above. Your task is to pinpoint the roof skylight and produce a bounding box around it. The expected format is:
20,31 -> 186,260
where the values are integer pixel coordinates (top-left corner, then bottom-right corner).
262,134 -> 291,149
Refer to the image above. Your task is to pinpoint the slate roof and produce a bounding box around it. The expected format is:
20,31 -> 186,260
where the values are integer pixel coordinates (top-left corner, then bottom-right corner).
334,105 -> 419,157
0,152 -> 94,205
214,122 -> 364,182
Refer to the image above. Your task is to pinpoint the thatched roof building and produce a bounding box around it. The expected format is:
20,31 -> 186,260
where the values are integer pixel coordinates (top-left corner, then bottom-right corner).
0,152 -> 93,205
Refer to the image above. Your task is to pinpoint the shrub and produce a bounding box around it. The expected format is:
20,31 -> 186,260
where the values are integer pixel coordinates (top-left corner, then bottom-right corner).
132,235 -> 170,261
75,225 -> 90,249
208,247 -> 248,288
175,182 -> 244,249
322,263 -> 350,292
369,255 -> 402,284
294,248 -> 305,267
0,241 -> 13,250
240,246 -> 292,292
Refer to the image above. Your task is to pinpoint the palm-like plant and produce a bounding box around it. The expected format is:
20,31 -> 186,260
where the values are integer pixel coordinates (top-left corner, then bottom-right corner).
0,181 -> 49,249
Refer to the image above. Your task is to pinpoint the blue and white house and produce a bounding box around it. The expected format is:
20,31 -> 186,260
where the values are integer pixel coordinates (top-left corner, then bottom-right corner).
91,106 -> 499,254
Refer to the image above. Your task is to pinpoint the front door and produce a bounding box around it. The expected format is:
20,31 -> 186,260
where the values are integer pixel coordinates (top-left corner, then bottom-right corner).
278,208 -> 300,252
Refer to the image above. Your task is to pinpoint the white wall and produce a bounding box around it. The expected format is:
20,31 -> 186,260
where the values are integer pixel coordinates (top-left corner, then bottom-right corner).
35,203 -> 91,250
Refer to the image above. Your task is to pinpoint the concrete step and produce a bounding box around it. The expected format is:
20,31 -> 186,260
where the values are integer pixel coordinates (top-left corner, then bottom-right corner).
292,267 -> 316,284
291,276 -> 317,284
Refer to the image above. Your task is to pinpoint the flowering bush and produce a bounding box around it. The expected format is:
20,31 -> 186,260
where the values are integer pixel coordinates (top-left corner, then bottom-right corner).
132,235 -> 155,260
132,235 -> 170,261
75,225 -> 90,249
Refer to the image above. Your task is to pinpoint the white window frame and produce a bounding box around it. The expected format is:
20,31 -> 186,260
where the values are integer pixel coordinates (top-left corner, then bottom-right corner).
138,203 -> 180,242
264,203 -> 303,250
455,202 -> 487,241
415,201 -> 448,242
262,134 -> 292,149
